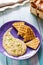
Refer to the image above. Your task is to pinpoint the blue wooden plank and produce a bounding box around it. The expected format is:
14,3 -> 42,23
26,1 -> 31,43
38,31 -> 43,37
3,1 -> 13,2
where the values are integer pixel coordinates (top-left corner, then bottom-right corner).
0,12 -> 7,65
0,13 -> 4,27
12,60 -> 20,65
0,53 -> 6,65
18,59 -> 29,65
29,54 -> 40,65
38,41 -> 43,65
37,18 -> 43,65
6,57 -> 13,65
5,57 -> 30,65
37,19 -> 43,40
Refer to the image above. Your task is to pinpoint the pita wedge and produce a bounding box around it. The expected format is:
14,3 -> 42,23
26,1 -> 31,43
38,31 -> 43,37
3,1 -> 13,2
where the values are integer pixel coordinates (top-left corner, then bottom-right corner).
3,28 -> 27,56
13,22 -> 35,42
12,22 -> 25,31
26,37 -> 40,49
18,24 -> 35,42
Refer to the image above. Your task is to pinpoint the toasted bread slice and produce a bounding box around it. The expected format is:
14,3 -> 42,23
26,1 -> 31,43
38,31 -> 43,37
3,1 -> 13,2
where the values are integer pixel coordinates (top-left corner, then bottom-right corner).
30,0 -> 43,19
12,22 -> 25,31
18,24 -> 35,42
13,22 -> 35,42
18,25 -> 29,36
30,0 -> 36,2
30,5 -> 37,16
26,37 -> 40,49
30,5 -> 43,19
37,10 -> 43,19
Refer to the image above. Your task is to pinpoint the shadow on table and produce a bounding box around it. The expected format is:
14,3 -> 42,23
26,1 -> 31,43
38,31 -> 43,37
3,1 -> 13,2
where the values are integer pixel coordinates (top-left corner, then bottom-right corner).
38,41 -> 43,63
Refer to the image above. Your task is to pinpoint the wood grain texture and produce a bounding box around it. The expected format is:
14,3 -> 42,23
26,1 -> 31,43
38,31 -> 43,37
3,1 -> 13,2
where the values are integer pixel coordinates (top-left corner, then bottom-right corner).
29,54 -> 40,65
0,12 -> 4,27
0,53 -> 6,65
0,12 -> 7,65
37,18 -> 43,65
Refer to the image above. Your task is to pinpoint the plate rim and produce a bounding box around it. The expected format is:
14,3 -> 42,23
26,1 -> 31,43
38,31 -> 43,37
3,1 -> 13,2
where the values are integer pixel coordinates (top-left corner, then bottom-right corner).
0,20 -> 41,60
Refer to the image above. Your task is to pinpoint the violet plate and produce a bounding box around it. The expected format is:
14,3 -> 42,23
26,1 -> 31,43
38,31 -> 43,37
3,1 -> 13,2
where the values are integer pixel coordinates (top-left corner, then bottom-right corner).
0,20 -> 41,60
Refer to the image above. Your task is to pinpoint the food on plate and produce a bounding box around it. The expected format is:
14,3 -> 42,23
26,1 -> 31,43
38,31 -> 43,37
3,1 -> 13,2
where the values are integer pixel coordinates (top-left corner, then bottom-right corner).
18,24 -> 35,42
26,37 -> 40,49
17,25 -> 29,37
3,28 -> 27,56
12,22 -> 25,31
30,0 -> 35,2
30,0 -> 43,19
2,21 -> 40,58
13,22 -> 35,42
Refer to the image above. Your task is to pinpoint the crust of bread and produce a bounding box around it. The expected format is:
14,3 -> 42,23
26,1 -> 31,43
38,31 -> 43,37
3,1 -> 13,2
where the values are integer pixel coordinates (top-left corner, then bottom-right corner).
41,0 -> 43,1
37,10 -> 43,19
30,5 -> 43,19
30,0 -> 43,19
30,0 -> 36,2
30,6 -> 37,16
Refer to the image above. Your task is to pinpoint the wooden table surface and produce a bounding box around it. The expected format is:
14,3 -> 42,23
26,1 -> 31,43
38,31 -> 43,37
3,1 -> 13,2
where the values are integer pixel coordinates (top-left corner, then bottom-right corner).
0,3 -> 43,65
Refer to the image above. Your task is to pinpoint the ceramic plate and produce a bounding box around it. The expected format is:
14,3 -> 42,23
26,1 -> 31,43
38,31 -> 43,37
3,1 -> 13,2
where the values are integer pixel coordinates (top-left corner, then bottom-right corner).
0,20 -> 41,60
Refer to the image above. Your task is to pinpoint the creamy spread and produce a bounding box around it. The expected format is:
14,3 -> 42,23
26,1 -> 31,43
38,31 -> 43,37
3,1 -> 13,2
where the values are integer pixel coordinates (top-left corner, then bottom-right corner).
3,28 -> 27,56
